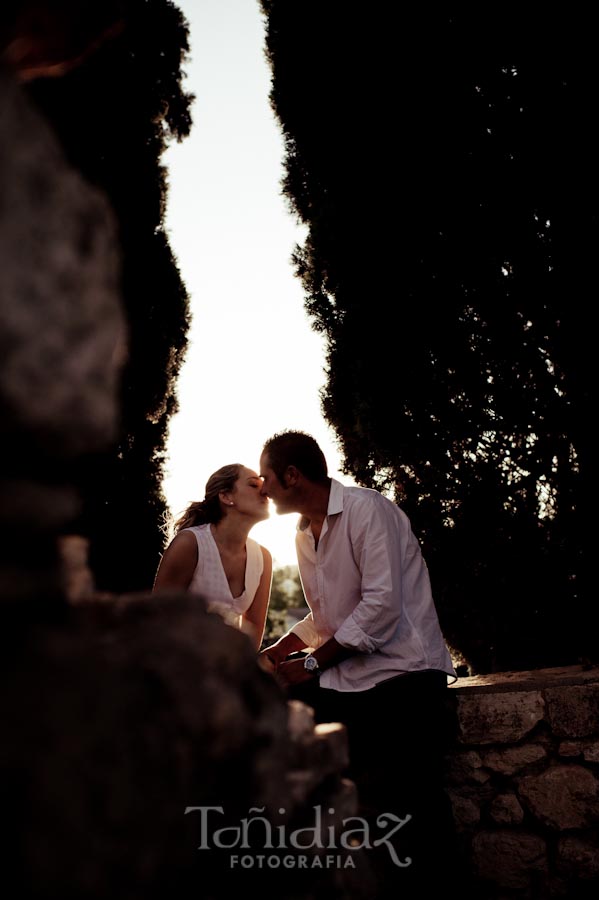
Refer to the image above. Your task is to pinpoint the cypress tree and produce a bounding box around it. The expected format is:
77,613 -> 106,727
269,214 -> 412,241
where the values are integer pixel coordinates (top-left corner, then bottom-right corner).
261,3 -> 595,672
26,0 -> 193,592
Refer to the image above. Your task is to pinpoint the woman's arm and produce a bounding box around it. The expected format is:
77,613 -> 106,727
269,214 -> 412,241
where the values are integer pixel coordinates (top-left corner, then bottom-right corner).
242,546 -> 273,652
152,531 -> 198,593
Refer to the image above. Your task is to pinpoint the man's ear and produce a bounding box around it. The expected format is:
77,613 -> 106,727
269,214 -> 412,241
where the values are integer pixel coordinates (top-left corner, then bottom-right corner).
284,465 -> 300,486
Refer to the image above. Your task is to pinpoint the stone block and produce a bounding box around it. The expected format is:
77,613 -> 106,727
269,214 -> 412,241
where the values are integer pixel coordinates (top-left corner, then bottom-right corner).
558,741 -> 583,758
472,831 -> 547,890
286,769 -> 322,806
313,721 -> 351,773
287,699 -> 315,743
447,791 -> 480,828
489,793 -> 525,825
325,777 -> 359,821
59,535 -> 96,603
287,721 -> 350,794
456,691 -> 545,744
446,750 -> 489,784
545,684 -> 599,738
0,72 -> 125,460
557,836 -> 599,881
518,765 -> 599,829
483,743 -> 546,775
583,741 -> 599,763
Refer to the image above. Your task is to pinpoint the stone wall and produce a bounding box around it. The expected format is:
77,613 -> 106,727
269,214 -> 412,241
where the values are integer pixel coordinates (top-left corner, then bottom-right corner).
446,665 -> 599,899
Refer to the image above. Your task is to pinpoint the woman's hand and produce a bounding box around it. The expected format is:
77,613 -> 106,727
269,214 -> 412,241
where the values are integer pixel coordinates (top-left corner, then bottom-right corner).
258,632 -> 307,670
257,650 -> 277,674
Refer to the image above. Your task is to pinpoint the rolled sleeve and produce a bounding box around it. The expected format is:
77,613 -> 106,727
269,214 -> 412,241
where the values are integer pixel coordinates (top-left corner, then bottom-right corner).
290,612 -> 322,649
334,616 -> 379,653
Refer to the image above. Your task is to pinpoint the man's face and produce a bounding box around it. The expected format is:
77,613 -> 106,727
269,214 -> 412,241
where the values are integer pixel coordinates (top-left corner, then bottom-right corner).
259,452 -> 296,514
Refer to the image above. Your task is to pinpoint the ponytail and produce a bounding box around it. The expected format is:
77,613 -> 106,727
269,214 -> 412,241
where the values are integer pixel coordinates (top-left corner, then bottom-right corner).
174,498 -> 217,532
170,463 -> 242,538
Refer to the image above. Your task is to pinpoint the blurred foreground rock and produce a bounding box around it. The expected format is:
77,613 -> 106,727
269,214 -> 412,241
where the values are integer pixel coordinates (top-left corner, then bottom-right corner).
0,64 -> 125,603
0,59 -> 368,899
2,591 -> 372,898
0,594 -> 282,896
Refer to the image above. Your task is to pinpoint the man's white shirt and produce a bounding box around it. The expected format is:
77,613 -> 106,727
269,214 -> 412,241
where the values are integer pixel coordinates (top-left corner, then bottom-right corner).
291,479 -> 456,691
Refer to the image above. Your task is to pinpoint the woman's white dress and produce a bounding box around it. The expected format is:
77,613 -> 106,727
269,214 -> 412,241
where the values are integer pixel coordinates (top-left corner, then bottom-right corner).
183,523 -> 264,629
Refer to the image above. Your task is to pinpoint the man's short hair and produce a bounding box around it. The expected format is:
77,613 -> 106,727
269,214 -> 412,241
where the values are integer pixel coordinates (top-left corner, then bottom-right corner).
262,430 -> 329,485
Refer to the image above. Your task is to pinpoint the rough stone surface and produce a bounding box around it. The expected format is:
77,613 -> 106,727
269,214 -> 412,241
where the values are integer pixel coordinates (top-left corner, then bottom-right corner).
286,768 -> 329,807
557,836 -> 599,881
58,535 -> 96,602
583,741 -> 599,763
447,791 -> 480,828
489,793 -> 525,825
1,592 -> 366,900
447,669 -> 599,895
471,831 -> 547,890
0,69 -> 126,604
286,722 -> 351,808
287,699 -> 316,743
456,691 -> 545,744
483,743 -> 546,775
446,750 -> 490,784
0,71 -> 125,460
558,740 -> 584,758
518,765 -> 599,830
324,777 -> 359,821
450,665 -> 599,693
314,722 -> 351,772
545,685 -> 599,738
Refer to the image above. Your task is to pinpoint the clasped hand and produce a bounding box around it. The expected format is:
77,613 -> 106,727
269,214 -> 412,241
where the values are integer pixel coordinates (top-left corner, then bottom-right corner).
257,651 -> 314,689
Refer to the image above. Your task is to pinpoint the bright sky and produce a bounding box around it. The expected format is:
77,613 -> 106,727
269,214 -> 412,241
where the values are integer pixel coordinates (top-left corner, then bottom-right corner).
162,0 -> 350,566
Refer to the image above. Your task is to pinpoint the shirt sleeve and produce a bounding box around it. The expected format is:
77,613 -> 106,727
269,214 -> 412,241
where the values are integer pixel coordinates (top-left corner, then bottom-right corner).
290,610 -> 323,649
334,498 -> 404,653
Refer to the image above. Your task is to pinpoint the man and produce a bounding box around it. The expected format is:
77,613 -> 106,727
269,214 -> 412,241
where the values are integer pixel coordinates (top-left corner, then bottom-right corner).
258,430 -> 459,895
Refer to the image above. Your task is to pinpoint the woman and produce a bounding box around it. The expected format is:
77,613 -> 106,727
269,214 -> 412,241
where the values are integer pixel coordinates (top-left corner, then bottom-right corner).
153,464 -> 272,651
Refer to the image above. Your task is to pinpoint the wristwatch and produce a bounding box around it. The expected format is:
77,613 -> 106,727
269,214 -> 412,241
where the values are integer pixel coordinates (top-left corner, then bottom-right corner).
303,654 -> 320,675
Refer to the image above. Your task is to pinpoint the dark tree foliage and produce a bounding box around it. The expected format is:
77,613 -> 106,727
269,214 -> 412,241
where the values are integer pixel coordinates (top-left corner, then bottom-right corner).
261,3 -> 596,672
26,0 -> 193,592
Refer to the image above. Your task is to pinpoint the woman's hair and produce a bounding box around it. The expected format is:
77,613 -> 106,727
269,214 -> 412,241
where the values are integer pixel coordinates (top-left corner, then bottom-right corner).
173,464 -> 242,534
262,430 -> 328,485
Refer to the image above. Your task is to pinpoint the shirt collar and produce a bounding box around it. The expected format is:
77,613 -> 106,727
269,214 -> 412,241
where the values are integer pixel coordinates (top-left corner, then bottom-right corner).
327,478 -> 345,516
297,478 -> 344,532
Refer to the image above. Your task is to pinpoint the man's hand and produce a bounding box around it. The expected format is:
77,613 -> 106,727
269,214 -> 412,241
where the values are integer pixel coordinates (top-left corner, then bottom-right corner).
275,658 -> 316,689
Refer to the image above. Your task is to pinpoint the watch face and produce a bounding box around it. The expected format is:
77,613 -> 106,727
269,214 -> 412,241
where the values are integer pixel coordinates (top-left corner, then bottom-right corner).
304,655 -> 319,672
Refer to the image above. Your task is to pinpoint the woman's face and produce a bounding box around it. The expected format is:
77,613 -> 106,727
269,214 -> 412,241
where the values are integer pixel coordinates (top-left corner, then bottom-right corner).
228,467 -> 270,522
